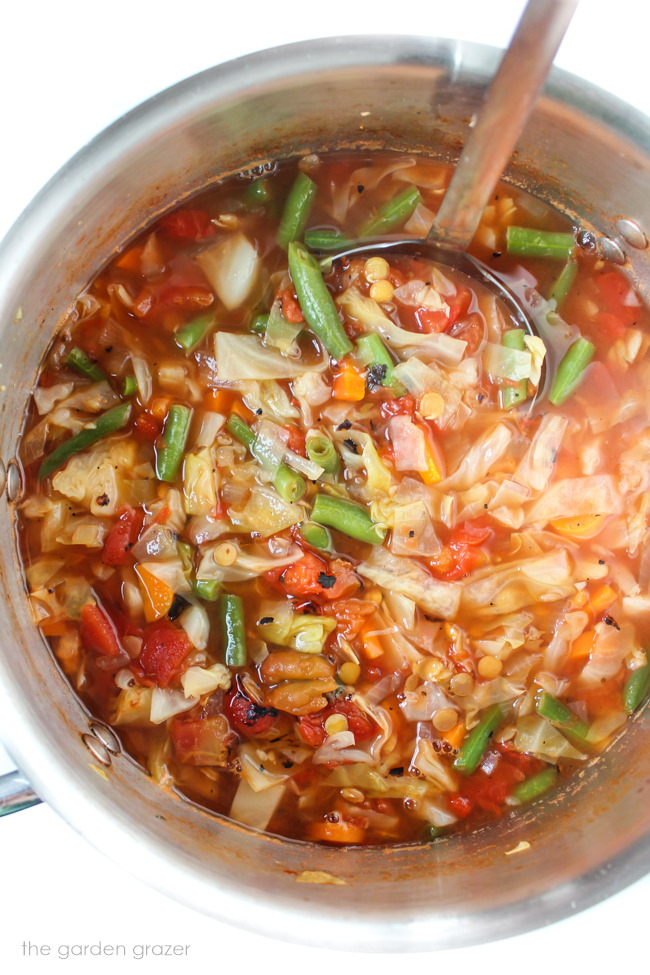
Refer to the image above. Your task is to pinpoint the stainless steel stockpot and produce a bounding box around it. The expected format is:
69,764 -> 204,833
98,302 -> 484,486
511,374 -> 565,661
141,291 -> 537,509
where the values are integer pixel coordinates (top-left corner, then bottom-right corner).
0,36 -> 649,952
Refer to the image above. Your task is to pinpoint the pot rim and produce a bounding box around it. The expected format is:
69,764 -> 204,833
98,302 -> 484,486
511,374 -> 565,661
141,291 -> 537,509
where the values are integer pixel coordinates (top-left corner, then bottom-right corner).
1,34 -> 649,951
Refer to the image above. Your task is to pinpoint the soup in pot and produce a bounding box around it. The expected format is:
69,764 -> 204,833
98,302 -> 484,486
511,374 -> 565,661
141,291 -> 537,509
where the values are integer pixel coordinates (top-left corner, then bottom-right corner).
17,153 -> 650,844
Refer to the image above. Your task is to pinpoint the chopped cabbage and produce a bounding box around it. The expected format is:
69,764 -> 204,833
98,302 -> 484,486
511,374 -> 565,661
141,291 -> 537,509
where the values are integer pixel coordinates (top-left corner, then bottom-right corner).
215,332 -> 328,381
197,232 -> 259,310
514,715 -> 586,762
440,424 -> 513,492
183,446 -> 218,515
461,550 -> 574,617
526,475 -> 622,525
336,287 -> 466,366
358,548 -> 461,619
181,663 -> 232,698
196,541 -> 303,583
257,602 -> 336,654
229,485 -> 304,538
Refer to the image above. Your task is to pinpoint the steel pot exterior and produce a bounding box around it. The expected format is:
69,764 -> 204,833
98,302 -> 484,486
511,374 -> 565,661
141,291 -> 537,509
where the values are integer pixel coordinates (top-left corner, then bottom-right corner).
0,36 -> 649,951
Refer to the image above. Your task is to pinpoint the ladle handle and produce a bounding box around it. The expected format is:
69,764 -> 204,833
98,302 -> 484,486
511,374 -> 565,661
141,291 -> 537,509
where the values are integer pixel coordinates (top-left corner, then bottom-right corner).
432,0 -> 578,250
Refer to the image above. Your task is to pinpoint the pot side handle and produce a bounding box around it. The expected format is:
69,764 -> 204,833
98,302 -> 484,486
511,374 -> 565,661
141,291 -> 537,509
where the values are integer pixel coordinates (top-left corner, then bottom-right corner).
0,769 -> 42,816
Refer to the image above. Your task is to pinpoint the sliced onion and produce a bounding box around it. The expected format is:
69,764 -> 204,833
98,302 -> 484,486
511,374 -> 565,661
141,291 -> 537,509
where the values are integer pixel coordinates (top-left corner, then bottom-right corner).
150,688 -> 198,724
132,355 -> 152,405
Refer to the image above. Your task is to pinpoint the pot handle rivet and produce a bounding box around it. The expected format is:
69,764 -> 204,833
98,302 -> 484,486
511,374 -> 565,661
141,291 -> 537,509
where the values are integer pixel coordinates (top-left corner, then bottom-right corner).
6,460 -> 22,503
615,218 -> 648,250
82,733 -> 112,767
88,720 -> 121,755
597,236 -> 627,265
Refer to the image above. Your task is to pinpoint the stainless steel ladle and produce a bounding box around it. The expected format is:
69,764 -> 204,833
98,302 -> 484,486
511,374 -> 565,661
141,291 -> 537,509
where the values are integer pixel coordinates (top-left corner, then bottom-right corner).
329,0 -> 579,397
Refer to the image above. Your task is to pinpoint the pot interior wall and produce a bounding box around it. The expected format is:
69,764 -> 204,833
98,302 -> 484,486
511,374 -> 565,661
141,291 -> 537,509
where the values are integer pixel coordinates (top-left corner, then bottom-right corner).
0,37 -> 649,949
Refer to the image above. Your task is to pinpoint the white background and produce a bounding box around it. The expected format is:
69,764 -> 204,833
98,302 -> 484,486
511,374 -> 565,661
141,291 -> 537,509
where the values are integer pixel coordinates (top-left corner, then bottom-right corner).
1,0 -> 649,971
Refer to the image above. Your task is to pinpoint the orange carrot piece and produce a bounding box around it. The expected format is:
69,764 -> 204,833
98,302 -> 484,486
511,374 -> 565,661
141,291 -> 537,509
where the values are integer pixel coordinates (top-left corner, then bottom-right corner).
150,395 -> 174,422
441,720 -> 466,750
570,629 -> 596,660
136,565 -> 174,622
589,584 -> 617,618
203,388 -> 235,413
308,820 -> 367,844
332,357 -> 366,402
114,246 -> 143,272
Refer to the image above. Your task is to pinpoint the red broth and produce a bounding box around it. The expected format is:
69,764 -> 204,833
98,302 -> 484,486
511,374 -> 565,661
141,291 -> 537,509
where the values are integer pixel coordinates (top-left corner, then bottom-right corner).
17,153 -> 650,845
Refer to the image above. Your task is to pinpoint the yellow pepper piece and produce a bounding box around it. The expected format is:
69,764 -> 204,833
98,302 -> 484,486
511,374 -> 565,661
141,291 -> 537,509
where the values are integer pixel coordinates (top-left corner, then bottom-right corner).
136,565 -> 174,622
550,513 -> 605,538
415,422 -> 443,485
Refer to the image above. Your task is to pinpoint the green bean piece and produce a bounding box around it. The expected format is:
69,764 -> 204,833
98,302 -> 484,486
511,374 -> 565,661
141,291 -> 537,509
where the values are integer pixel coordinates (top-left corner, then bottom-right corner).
501,328 -> 528,409
298,522 -> 332,551
304,228 -> 351,251
425,825 -> 444,841
548,337 -> 596,406
277,173 -> 318,249
66,346 -> 106,382
243,178 -> 273,206
623,660 -> 650,713
220,594 -> 247,667
174,314 -> 215,353
355,332 -> 395,386
38,402 -> 132,481
273,463 -> 306,503
250,313 -> 269,335
122,375 -> 137,397
305,436 -> 340,476
311,493 -> 386,545
287,242 -> 354,360
548,258 -> 578,308
506,226 -> 575,260
360,186 -> 422,237
226,413 -> 256,449
155,404 -> 192,483
193,578 -> 221,602
226,413 -> 305,502
453,704 -> 504,775
535,690 -> 590,742
512,767 -> 558,804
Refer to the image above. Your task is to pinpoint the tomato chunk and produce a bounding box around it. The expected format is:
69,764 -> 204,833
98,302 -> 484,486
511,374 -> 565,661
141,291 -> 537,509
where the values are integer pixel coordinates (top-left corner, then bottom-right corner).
171,715 -> 232,765
101,505 -> 143,566
298,699 -> 376,747
266,552 -> 360,601
379,395 -> 416,419
159,209 -> 216,241
225,688 -> 278,737
277,287 -> 305,324
79,604 -> 121,657
137,620 -> 193,687
430,521 -> 492,581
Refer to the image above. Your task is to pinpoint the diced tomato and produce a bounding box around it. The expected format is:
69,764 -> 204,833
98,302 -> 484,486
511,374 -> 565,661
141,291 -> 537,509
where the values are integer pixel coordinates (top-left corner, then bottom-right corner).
277,287 -> 305,324
265,552 -> 360,601
430,520 -> 492,581
593,311 -> 626,341
284,424 -> 306,456
101,505 -> 143,566
298,699 -> 376,748
133,412 -> 163,441
159,285 -> 214,310
447,794 -> 474,818
79,604 -> 121,657
225,688 -> 278,737
329,598 -> 377,639
446,288 -> 472,326
136,620 -> 193,688
379,395 -> 416,419
414,308 -> 449,333
159,209 -> 216,241
449,747 -> 544,818
451,522 -> 492,547
448,312 -> 484,354
171,715 -> 232,765
595,271 -> 640,327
